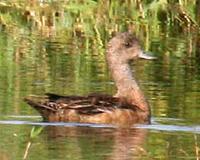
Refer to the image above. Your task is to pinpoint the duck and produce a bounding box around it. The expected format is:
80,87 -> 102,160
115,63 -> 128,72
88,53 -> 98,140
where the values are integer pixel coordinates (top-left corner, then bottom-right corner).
24,32 -> 155,126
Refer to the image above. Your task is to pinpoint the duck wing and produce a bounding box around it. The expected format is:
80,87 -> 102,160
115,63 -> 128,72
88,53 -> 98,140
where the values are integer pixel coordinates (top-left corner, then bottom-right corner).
24,93 -> 137,117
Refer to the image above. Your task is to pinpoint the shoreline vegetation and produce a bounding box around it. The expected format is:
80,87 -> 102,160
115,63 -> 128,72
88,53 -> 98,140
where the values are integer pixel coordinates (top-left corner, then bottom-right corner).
0,1 -> 199,36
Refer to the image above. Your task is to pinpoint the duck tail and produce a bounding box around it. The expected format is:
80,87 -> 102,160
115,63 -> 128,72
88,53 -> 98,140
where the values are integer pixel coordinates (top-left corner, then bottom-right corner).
24,97 -> 56,120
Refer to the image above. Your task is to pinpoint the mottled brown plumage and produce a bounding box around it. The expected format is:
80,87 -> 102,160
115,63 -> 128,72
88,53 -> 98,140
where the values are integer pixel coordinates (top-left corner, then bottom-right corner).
24,32 -> 155,126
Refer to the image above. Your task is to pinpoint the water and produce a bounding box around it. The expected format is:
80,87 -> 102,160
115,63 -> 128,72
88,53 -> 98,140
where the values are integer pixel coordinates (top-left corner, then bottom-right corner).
0,118 -> 199,160
0,1 -> 200,160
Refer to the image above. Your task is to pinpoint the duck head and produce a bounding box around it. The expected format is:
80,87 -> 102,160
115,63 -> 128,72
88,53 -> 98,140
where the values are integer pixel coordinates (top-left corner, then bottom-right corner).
106,32 -> 156,64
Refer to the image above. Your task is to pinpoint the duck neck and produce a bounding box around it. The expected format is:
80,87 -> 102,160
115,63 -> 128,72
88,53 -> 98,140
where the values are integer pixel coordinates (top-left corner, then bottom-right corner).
107,58 -> 150,113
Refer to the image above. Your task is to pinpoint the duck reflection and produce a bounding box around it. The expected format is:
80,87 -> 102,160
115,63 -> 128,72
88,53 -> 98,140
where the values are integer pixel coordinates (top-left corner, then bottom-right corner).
0,150 -> 10,160
41,125 -> 148,160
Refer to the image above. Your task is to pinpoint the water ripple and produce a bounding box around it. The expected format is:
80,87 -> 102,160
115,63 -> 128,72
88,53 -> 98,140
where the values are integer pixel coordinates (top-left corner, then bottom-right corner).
0,120 -> 200,134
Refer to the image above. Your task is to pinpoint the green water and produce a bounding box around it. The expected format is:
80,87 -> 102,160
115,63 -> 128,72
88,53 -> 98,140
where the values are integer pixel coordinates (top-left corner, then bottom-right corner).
0,1 -> 200,160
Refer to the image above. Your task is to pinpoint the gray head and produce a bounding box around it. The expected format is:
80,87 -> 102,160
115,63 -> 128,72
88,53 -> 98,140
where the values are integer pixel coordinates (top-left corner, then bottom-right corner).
106,32 -> 155,64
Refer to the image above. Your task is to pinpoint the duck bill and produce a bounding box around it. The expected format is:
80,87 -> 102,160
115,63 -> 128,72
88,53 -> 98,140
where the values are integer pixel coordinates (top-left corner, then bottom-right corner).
139,51 -> 156,60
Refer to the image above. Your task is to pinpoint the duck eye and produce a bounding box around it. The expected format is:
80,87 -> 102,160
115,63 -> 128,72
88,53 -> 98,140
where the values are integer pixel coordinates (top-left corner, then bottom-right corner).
124,42 -> 131,47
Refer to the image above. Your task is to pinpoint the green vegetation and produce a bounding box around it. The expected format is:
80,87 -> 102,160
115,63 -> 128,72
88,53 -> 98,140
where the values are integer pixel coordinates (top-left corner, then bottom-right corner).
0,0 -> 199,39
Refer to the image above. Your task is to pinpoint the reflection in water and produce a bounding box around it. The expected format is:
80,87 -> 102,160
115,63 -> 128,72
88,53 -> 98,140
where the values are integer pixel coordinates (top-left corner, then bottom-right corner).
42,126 -> 148,160
0,119 -> 199,159
0,150 -> 10,160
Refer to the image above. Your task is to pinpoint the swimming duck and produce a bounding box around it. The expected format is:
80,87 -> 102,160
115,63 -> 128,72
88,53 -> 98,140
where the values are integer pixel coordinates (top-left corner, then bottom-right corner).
24,32 -> 155,126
